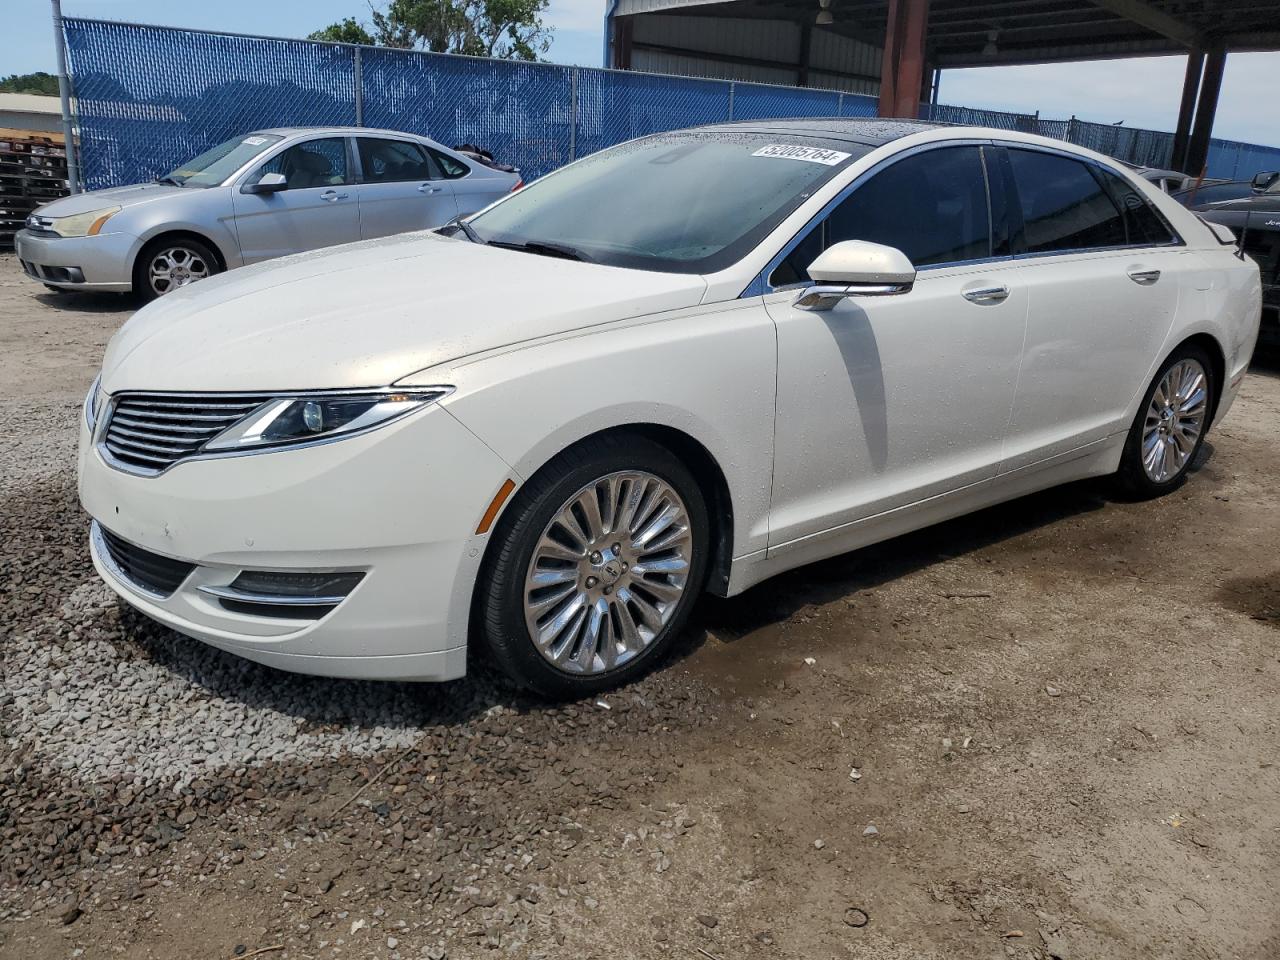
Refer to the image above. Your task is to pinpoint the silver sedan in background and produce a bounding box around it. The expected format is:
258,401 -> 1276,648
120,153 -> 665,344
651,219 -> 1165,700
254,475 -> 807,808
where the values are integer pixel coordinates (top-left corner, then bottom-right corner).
14,127 -> 522,300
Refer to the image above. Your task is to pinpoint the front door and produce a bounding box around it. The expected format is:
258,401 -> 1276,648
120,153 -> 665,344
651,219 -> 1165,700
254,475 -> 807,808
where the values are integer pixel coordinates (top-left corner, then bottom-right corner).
354,136 -> 458,240
231,136 -> 361,263
765,144 -> 1029,556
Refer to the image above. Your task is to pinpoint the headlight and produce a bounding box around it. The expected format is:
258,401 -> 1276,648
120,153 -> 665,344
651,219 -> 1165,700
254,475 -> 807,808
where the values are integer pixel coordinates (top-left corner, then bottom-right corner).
47,206 -> 121,238
84,374 -> 102,431
203,389 -> 450,453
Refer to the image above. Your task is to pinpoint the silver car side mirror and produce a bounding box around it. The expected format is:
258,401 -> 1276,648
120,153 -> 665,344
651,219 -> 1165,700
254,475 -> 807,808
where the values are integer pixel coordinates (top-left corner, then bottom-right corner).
794,239 -> 916,311
243,172 -> 288,194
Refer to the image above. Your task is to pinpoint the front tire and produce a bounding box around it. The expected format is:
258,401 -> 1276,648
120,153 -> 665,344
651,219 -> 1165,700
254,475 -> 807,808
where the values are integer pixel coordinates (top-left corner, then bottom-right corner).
477,434 -> 709,699
132,236 -> 220,302
1114,345 -> 1214,499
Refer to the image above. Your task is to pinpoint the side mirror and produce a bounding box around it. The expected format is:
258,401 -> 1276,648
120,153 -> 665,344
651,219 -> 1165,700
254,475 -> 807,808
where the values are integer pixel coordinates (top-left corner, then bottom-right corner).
243,172 -> 287,194
794,240 -> 916,311
1250,171 -> 1278,193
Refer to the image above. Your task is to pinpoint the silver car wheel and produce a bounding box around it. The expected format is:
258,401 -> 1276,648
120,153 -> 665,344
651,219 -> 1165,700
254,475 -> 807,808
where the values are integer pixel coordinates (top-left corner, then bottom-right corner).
148,245 -> 210,296
523,470 -> 694,675
1142,358 -> 1208,483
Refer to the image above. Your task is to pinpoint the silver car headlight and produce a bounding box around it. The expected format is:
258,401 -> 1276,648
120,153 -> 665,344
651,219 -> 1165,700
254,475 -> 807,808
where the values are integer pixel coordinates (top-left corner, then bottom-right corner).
203,389 -> 451,453
84,374 -> 103,430
46,206 -> 122,238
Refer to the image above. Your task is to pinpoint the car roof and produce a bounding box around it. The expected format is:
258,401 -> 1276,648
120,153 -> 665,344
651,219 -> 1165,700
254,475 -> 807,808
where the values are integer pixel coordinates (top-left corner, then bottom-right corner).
249,126 -> 436,140
682,117 -> 949,148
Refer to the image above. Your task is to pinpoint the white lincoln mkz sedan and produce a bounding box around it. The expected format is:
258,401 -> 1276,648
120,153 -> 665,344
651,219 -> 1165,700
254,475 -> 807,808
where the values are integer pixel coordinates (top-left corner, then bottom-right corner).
79,119 -> 1261,698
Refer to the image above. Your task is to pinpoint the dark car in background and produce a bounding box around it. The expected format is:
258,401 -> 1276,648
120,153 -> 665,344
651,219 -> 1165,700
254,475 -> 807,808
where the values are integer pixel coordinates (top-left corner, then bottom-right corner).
1187,172 -> 1280,345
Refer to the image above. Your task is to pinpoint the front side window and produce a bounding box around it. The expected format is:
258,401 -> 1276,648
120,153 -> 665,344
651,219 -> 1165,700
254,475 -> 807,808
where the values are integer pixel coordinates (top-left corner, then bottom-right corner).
468,133 -> 866,273
770,145 -> 992,286
1008,149 -> 1126,253
258,138 -> 348,190
1096,167 -> 1180,246
165,133 -> 283,188
358,138 -> 433,183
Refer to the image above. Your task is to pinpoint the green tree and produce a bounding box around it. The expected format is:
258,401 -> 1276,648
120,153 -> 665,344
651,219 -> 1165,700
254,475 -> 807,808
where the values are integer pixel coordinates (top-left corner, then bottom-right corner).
0,72 -> 60,96
311,0 -> 552,61
307,17 -> 376,45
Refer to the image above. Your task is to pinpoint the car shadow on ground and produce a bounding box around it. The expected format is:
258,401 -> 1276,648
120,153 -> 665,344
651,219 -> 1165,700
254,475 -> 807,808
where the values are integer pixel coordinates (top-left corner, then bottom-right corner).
32,290 -> 136,313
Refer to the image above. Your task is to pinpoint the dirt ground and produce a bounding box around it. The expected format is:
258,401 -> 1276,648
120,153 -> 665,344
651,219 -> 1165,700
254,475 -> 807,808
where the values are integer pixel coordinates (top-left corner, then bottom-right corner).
3,251 -> 1279,960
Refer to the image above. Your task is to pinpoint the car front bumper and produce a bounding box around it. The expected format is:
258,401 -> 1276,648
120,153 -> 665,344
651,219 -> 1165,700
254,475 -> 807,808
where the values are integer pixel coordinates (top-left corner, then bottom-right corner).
14,228 -> 137,292
78,404 -> 517,680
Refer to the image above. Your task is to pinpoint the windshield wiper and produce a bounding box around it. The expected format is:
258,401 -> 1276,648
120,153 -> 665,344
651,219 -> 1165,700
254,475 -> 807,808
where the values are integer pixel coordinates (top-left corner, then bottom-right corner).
441,214 -> 484,244
488,239 -> 595,263
154,176 -> 183,187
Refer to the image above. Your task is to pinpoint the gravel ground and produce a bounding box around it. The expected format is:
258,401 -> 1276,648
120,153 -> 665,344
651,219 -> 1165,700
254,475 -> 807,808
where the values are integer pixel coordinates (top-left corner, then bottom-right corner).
3,252 -> 1280,960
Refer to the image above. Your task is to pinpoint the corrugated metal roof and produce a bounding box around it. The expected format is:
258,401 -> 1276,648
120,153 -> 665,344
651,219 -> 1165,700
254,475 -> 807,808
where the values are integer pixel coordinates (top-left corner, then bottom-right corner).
615,0 -> 725,15
0,93 -> 62,116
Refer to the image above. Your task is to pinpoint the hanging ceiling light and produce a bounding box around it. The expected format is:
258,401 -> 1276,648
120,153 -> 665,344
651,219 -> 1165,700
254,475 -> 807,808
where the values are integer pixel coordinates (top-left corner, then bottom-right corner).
816,0 -> 833,26
982,29 -> 999,57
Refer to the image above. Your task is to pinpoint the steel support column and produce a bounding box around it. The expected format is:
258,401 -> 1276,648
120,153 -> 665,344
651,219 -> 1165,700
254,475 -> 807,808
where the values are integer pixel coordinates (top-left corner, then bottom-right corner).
878,0 -> 930,118
1185,43 -> 1226,177
1171,49 -> 1203,172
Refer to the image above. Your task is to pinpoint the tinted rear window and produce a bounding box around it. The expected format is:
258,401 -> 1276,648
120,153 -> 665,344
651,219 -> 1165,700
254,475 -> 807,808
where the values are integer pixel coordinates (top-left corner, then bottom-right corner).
1008,149 -> 1126,253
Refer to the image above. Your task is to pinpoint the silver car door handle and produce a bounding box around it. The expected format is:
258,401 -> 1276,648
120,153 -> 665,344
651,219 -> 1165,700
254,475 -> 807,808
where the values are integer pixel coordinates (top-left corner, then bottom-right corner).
320,190 -> 349,202
961,284 -> 1010,304
418,183 -> 443,194
1127,268 -> 1161,285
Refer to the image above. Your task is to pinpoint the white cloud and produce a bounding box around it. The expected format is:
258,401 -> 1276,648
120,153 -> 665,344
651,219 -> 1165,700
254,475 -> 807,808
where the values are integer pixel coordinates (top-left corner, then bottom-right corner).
546,0 -> 606,34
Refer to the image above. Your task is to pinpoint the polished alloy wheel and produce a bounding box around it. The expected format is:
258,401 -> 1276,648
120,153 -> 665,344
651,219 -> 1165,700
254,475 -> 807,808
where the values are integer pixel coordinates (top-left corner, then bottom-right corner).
148,246 -> 210,296
1141,358 -> 1208,483
523,470 -> 694,675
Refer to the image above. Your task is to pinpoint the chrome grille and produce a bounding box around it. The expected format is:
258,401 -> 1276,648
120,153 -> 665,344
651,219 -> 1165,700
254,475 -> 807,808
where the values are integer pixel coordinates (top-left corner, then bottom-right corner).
102,393 -> 271,474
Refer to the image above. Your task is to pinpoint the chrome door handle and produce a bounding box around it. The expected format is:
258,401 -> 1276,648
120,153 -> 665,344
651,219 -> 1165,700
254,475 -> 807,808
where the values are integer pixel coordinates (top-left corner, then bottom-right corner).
320,190 -> 349,202
962,284 -> 1009,304
1127,268 -> 1161,285
418,183 -> 442,194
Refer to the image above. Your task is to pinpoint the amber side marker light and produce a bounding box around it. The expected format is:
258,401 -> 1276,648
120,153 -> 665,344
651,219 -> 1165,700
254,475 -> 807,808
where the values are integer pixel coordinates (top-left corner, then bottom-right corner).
87,211 -> 116,236
476,479 -> 517,534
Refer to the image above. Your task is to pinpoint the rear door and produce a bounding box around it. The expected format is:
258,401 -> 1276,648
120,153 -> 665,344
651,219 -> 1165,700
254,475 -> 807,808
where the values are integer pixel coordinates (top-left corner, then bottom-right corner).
230,136 -> 360,263
995,146 -> 1184,472
353,136 -> 458,240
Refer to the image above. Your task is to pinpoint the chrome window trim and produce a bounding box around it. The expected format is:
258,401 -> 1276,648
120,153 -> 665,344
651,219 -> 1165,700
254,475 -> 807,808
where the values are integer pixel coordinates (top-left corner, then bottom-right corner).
95,385 -> 453,478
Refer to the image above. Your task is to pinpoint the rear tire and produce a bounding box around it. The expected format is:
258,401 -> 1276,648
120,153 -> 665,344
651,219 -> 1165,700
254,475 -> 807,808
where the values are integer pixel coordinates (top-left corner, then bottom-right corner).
1114,344 -> 1215,499
476,434 -> 708,699
132,236 -> 220,302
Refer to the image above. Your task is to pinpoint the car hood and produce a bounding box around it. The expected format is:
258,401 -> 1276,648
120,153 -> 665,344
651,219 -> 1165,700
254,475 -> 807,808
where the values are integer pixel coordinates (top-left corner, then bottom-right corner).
35,182 -> 187,217
100,232 -> 709,393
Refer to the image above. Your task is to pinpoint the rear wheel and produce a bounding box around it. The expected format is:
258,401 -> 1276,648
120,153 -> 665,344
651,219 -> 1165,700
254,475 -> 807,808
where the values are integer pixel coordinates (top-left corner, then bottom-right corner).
1114,345 -> 1214,498
133,237 -> 220,302
477,435 -> 708,699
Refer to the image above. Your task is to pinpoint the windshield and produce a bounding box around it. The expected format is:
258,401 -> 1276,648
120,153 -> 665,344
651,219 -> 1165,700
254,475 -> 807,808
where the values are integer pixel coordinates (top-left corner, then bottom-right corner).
164,133 -> 284,187
467,133 -> 867,273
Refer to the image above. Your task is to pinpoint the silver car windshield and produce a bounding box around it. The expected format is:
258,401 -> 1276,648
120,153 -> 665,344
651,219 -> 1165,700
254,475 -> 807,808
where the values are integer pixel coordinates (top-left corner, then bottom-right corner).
163,133 -> 284,188
467,132 -> 868,273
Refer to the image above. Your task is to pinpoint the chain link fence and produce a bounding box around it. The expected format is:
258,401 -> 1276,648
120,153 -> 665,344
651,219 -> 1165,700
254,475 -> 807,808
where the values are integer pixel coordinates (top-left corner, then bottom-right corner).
63,17 -> 1280,192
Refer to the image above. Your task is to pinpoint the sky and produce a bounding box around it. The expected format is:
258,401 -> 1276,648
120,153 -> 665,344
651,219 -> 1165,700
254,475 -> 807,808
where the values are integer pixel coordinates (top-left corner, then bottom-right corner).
5,0 -> 1279,148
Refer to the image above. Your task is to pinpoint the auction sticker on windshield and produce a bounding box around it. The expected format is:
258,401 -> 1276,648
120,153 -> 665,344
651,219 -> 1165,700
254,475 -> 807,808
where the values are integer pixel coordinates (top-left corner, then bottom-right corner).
752,144 -> 852,165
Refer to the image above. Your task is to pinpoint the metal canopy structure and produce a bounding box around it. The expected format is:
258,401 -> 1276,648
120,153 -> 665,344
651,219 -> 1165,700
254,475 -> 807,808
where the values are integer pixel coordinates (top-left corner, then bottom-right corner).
606,0 -> 1280,173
